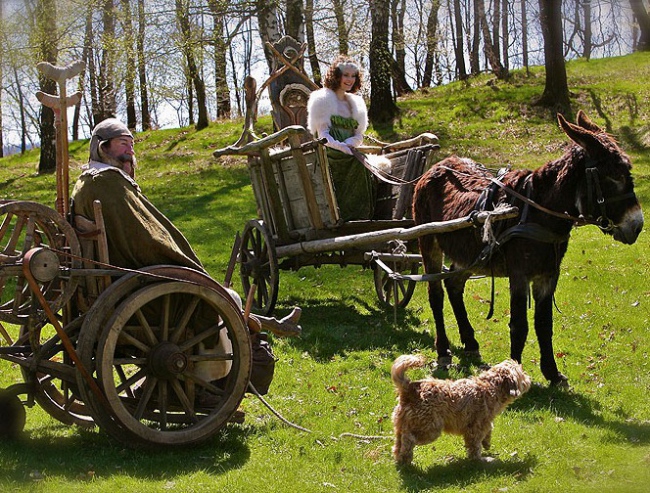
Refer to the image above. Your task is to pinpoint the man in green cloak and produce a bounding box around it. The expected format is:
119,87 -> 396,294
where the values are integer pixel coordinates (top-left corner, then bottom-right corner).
71,118 -> 204,272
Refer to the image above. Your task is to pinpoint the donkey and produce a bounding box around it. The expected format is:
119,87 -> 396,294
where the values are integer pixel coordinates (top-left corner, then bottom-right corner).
412,111 -> 644,385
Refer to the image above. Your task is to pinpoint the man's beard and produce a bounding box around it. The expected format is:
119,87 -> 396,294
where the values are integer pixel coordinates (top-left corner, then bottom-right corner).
98,148 -> 137,178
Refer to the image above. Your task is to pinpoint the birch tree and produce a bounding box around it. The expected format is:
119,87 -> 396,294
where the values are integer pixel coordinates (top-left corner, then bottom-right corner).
34,0 -> 58,173
630,0 -> 650,50
175,0 -> 209,130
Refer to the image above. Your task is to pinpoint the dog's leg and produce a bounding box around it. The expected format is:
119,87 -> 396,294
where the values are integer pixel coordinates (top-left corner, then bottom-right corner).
463,433 -> 484,460
393,432 -> 417,465
481,427 -> 492,450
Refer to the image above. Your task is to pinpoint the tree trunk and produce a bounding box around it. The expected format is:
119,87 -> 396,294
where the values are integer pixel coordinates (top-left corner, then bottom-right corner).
477,0 -> 508,79
452,0 -> 468,80
13,65 -> 28,154
36,0 -> 58,174
285,0 -> 304,42
332,0 -> 349,54
100,0 -> 117,119
583,0 -> 592,60
537,0 -> 571,112
85,6 -> 101,126
390,57 -> 413,95
391,0 -> 407,75
137,0 -> 151,130
521,0 -> 529,74
493,0 -> 501,64
630,0 -> 650,51
175,0 -> 209,130
72,46 -> 87,141
368,0 -> 399,124
501,0 -> 509,71
304,0 -> 321,86
256,0 -> 282,71
120,0 -> 137,130
470,0 -> 480,74
422,0 -> 442,87
207,0 -> 231,118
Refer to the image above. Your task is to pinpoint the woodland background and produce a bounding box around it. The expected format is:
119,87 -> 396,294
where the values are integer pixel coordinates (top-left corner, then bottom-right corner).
1,0 -> 649,168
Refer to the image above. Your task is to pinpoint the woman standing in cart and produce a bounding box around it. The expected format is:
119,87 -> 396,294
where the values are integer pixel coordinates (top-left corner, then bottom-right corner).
307,56 -> 384,221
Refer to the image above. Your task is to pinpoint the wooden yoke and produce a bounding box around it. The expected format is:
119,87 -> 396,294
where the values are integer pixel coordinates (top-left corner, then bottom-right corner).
36,60 -> 85,217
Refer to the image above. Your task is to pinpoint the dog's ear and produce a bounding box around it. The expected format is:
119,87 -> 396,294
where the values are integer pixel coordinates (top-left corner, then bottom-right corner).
499,367 -> 521,397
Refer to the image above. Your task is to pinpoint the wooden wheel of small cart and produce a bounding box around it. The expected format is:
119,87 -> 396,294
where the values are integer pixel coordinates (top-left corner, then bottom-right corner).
0,201 -> 89,426
76,266 -> 251,447
373,259 -> 419,310
0,201 -> 81,324
18,318 -> 94,428
239,220 -> 279,315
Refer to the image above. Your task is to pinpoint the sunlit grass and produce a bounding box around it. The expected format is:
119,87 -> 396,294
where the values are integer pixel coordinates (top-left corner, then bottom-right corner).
1,53 -> 649,492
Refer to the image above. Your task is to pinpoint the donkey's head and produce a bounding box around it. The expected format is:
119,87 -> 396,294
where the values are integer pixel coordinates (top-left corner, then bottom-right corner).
558,111 -> 644,244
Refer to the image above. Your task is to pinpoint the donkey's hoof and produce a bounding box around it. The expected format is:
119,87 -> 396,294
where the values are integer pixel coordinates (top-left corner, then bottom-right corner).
549,373 -> 569,388
437,355 -> 453,369
463,350 -> 482,360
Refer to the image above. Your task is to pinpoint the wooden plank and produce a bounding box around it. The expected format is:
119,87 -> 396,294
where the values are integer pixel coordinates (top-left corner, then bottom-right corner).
316,145 -> 339,225
259,148 -> 290,242
288,133 -> 323,230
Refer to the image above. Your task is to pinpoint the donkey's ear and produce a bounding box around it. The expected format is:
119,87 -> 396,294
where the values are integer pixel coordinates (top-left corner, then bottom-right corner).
558,113 -> 605,156
575,110 -> 603,133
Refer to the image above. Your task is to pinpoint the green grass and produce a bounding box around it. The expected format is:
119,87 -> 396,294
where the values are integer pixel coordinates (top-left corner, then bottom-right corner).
1,53 -> 649,492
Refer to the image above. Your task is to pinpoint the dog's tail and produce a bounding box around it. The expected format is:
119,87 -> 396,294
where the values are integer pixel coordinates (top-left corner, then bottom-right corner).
391,354 -> 427,390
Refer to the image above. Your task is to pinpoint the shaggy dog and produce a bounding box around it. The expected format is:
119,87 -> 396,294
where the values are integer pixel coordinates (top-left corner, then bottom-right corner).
391,355 -> 531,465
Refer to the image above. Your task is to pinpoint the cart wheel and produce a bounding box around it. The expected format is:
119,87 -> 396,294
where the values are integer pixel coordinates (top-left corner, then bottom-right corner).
0,201 -> 81,324
16,319 -> 95,428
240,220 -> 278,315
0,389 -> 26,439
373,260 -> 419,309
77,266 -> 251,447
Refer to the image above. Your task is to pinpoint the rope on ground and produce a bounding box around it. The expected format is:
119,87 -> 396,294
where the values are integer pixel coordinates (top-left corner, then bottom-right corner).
338,432 -> 393,440
248,382 -> 312,434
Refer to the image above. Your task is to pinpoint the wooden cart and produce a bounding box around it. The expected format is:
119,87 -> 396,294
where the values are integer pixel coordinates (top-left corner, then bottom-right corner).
0,62 -> 298,447
0,198 -> 259,447
214,37 -> 515,316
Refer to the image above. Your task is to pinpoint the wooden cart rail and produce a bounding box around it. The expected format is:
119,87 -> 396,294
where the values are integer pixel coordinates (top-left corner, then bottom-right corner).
274,206 -> 519,258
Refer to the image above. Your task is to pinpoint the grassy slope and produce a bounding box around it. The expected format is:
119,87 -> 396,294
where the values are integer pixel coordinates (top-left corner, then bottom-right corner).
0,53 -> 649,492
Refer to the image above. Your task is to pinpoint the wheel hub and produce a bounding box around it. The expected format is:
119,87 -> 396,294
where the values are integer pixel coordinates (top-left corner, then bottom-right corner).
148,342 -> 188,379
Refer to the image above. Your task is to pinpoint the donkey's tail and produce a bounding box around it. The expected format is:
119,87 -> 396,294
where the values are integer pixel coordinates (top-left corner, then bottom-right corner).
391,354 -> 427,391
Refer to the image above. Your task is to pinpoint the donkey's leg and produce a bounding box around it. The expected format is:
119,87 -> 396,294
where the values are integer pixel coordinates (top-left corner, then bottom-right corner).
532,278 -> 568,385
420,236 -> 452,366
444,271 -> 480,356
508,274 -> 530,364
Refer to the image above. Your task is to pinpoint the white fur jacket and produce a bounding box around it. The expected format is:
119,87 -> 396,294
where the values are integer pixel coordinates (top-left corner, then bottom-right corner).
307,88 -> 368,149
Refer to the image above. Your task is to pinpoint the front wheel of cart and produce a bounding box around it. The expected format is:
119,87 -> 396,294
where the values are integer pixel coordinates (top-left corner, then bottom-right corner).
239,220 -> 279,316
373,260 -> 419,309
76,266 -> 251,447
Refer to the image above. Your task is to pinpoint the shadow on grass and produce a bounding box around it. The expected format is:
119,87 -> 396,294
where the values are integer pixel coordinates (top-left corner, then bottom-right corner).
515,384 -> 650,446
397,454 -> 537,492
279,294 -> 435,361
0,423 -> 251,484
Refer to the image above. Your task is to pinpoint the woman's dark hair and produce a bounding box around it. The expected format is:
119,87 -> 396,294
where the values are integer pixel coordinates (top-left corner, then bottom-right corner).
323,55 -> 362,93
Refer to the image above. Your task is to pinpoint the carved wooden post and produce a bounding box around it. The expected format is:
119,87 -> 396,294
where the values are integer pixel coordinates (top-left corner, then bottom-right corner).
36,60 -> 85,216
